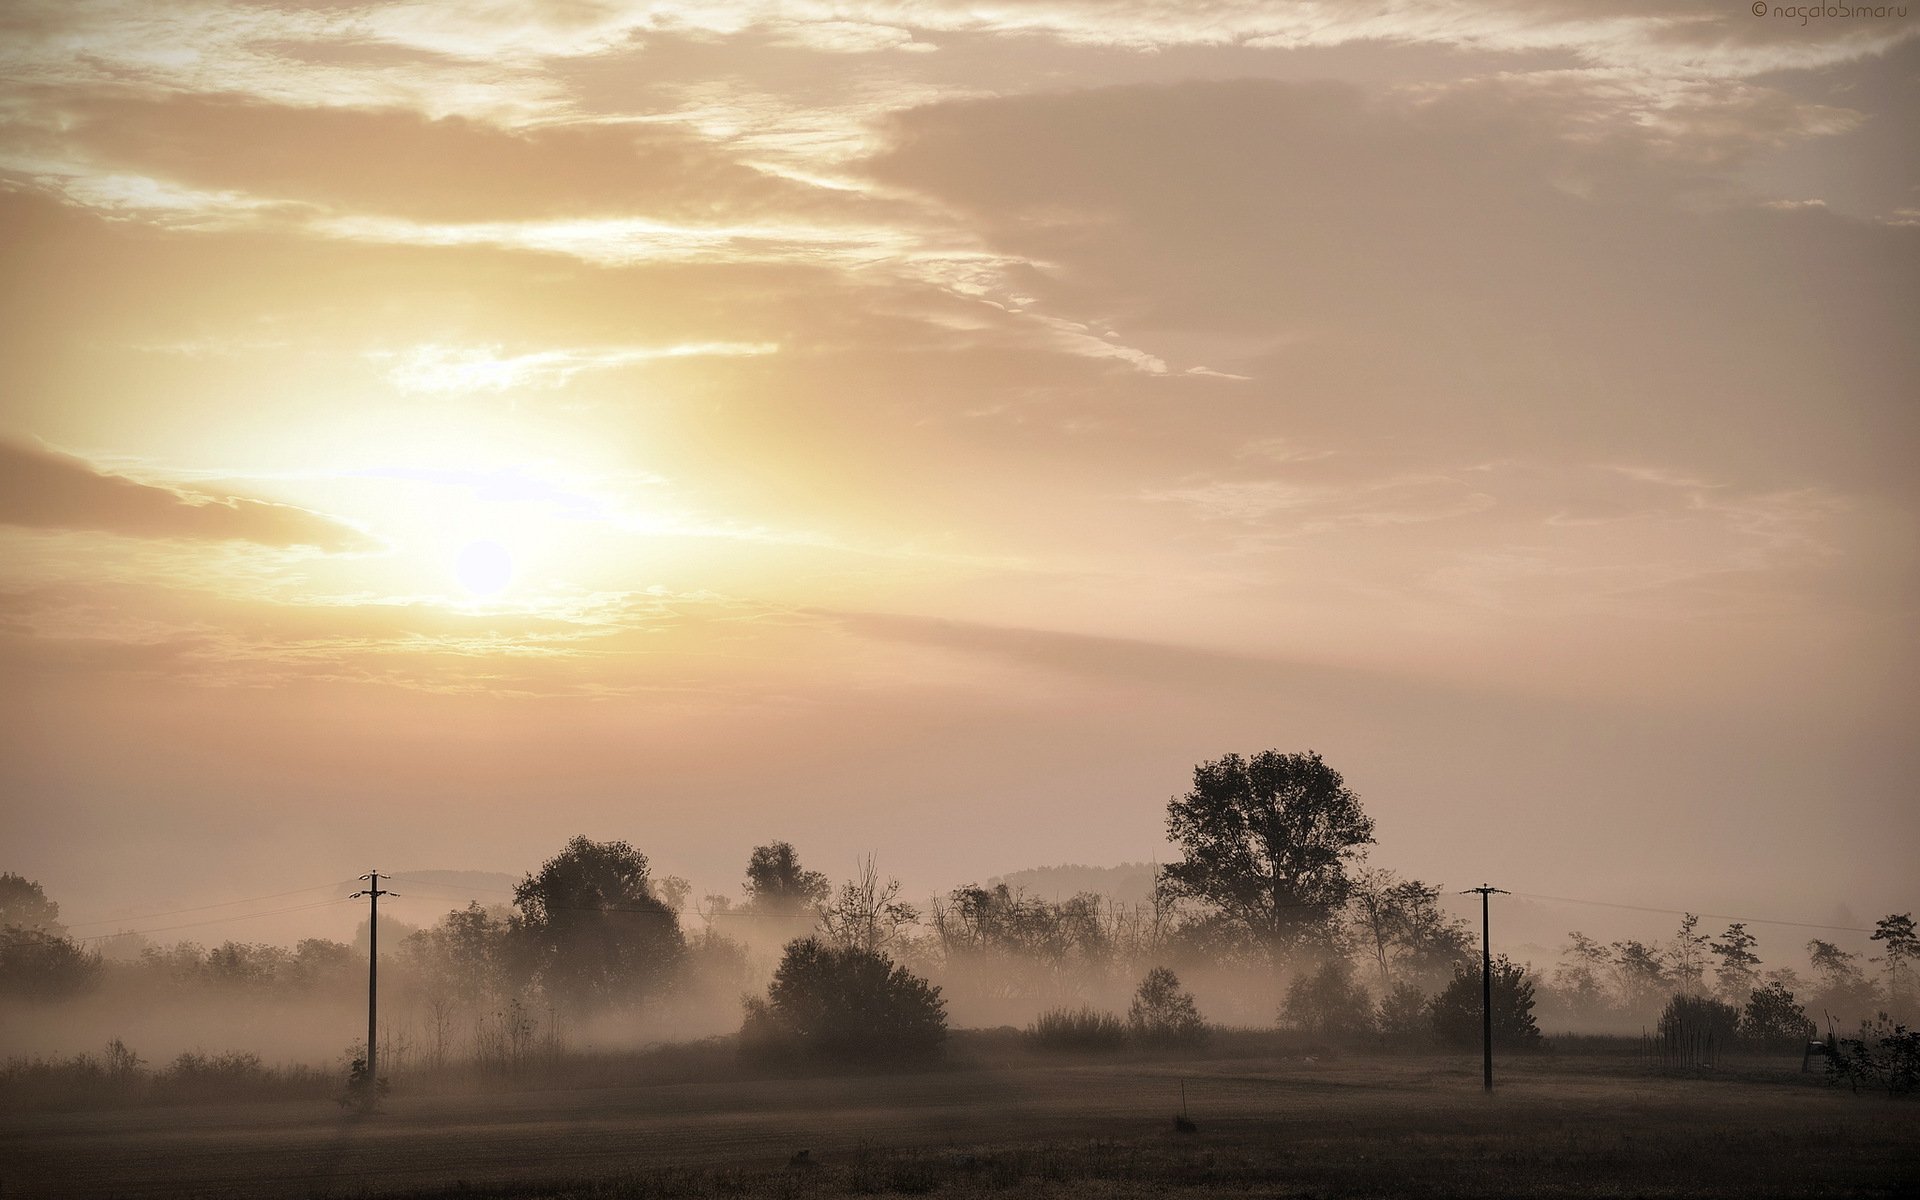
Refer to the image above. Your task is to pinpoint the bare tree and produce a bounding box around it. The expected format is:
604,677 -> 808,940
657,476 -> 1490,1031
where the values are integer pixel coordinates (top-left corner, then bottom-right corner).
817,855 -> 919,954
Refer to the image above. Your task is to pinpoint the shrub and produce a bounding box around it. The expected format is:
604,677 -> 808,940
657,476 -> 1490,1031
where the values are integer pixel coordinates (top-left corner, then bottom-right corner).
1430,955 -> 1541,1049
1657,993 -> 1741,1046
1026,1006 -> 1127,1052
1128,967 -> 1209,1047
1282,958 -> 1376,1039
1826,1015 -> 1920,1095
1741,981 -> 1816,1049
741,937 -> 946,1065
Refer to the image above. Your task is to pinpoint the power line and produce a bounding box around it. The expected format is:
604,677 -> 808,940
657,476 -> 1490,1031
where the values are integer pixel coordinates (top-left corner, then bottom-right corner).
60,880 -> 357,930
71,898 -> 355,942
1504,890 -> 1876,935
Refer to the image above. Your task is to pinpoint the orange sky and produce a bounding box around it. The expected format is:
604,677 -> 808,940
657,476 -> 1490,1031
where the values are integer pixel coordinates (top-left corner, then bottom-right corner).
1,1 -> 1915,943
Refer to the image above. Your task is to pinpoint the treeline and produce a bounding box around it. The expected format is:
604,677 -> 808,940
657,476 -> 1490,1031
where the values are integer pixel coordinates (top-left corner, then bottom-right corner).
3,750 -> 1913,1077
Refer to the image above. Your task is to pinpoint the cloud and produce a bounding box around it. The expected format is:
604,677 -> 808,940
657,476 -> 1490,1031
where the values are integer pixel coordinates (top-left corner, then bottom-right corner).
0,440 -> 375,552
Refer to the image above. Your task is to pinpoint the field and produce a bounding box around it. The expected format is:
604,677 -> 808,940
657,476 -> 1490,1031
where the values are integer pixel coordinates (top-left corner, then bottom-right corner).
2,1047 -> 1915,1199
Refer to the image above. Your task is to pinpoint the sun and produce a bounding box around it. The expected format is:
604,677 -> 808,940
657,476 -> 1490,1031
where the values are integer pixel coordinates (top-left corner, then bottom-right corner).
453,539 -> 514,597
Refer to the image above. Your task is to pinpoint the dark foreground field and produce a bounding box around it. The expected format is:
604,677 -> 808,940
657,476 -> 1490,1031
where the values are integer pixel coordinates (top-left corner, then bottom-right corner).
2,1051 -> 1914,1199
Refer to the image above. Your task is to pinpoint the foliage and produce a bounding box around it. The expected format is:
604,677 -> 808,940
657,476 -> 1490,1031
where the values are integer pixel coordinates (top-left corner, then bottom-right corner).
1668,913 -> 1709,996
1376,980 -> 1431,1046
933,883 -> 1111,1001
1806,938 -> 1880,1024
1025,1005 -> 1127,1051
1128,966 -> 1209,1047
1870,913 -> 1917,1016
1609,939 -> 1670,1017
743,842 -> 830,914
0,874 -> 65,935
1282,957 -> 1376,1038
817,856 -> 919,955
1740,981 -> 1815,1048
1430,955 -> 1541,1049
1656,992 -> 1740,1048
0,926 -> 100,1000
511,836 -> 685,1013
1709,923 -> 1761,1006
1347,869 -> 1472,989
742,937 -> 946,1064
1160,750 -> 1374,961
1825,1015 -> 1920,1095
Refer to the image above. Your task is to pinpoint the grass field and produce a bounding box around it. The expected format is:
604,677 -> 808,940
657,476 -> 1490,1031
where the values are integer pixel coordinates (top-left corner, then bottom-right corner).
2,1049 -> 1914,1198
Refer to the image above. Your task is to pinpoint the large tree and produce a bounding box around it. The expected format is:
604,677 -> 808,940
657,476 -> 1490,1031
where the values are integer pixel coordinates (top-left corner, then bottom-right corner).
512,836 -> 684,1014
1160,749 -> 1374,961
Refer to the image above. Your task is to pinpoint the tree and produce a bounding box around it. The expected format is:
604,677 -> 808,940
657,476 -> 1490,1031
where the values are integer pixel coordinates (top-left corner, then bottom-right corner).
0,874 -> 64,935
743,842 -> 830,914
1709,923 -> 1761,1005
511,836 -> 684,1014
1610,939 -> 1670,1018
1376,980 -> 1431,1045
1742,981 -> 1816,1049
740,937 -> 946,1064
1807,938 -> 1879,1024
1871,913 -> 1917,1019
1128,966 -> 1208,1046
1430,955 -> 1540,1049
1550,932 -> 1614,1018
1160,750 -> 1375,963
1668,913 -> 1710,996
0,926 -> 99,999
1347,869 -> 1472,989
817,856 -> 918,955
1282,957 -> 1376,1038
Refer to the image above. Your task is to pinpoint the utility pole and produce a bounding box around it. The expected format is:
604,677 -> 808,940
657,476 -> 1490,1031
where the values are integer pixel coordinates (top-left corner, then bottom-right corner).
1462,885 -> 1507,1092
350,871 -> 395,1100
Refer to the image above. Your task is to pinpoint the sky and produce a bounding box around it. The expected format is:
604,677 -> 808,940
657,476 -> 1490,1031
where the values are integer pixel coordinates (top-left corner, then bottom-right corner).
0,0 -> 1915,952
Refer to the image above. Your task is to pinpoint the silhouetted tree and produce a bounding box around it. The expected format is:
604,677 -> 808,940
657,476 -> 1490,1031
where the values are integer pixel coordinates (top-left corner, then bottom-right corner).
1347,868 -> 1471,989
1807,938 -> 1879,1023
817,856 -> 918,955
1160,750 -> 1374,964
1668,913 -> 1710,996
1610,939 -> 1670,1018
1430,955 -> 1540,1049
1871,913 -> 1917,1019
1658,992 -> 1740,1049
0,873 -> 64,935
743,842 -> 830,914
1710,923 -> 1761,1005
1128,966 -> 1208,1046
1742,981 -> 1816,1048
740,937 -> 945,1064
511,836 -> 684,1014
0,926 -> 99,999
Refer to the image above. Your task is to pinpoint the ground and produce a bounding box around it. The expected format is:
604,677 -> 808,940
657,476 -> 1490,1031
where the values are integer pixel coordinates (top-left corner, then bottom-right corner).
1,1051 -> 1914,1198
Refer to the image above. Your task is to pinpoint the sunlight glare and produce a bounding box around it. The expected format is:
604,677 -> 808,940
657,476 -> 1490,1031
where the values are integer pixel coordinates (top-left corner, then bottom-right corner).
454,539 -> 514,597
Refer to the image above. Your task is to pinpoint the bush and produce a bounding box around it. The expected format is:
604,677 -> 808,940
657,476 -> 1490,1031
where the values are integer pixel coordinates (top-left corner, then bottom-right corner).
1283,958 -> 1376,1039
1826,1015 -> 1920,1095
1128,967 -> 1208,1047
1430,955 -> 1541,1049
741,937 -> 946,1065
1026,1006 -> 1126,1052
1741,982 -> 1816,1049
1657,993 -> 1741,1045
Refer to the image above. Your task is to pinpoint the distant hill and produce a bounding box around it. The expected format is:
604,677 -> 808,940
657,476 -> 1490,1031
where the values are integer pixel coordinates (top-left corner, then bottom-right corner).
986,862 -> 1162,907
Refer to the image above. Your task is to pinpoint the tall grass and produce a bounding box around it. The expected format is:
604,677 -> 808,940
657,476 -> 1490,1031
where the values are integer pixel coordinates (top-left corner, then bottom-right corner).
1024,1006 -> 1126,1052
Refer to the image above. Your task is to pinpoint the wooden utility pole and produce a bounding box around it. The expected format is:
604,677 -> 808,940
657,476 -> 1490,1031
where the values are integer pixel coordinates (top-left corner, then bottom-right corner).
350,871 -> 395,1099
1462,885 -> 1507,1092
